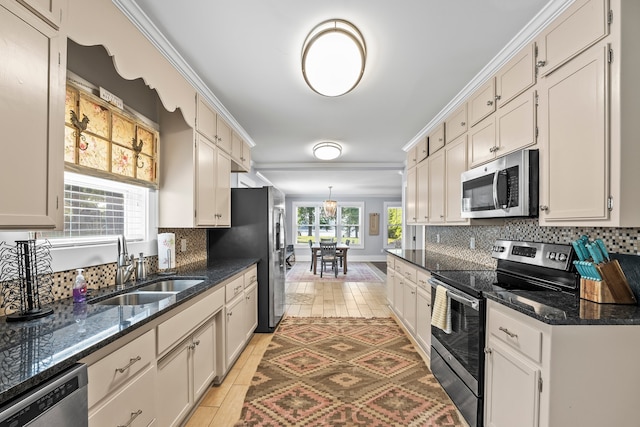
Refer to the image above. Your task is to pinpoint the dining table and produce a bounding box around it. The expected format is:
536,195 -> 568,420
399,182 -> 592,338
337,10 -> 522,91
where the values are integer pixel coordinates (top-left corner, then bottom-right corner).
311,244 -> 350,275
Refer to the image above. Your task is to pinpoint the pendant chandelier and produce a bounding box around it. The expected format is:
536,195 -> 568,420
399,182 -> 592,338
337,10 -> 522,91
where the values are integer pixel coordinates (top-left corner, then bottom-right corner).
323,186 -> 337,217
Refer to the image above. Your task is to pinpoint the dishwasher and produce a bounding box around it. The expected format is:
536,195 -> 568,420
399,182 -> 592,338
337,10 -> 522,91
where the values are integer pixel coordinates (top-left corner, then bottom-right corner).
0,364 -> 88,427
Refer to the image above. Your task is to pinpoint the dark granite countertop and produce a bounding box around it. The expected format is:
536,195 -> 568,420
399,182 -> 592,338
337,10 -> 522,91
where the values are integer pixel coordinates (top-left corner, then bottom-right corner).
0,258 -> 257,406
387,249 -> 640,327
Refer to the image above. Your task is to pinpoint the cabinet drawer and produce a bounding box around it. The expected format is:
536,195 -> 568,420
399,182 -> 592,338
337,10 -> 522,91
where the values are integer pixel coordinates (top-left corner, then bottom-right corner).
399,261 -> 417,284
416,270 -> 431,293
488,307 -> 542,363
244,265 -> 257,289
88,330 -> 155,408
386,255 -> 395,271
226,275 -> 244,302
89,365 -> 156,427
157,287 -> 225,355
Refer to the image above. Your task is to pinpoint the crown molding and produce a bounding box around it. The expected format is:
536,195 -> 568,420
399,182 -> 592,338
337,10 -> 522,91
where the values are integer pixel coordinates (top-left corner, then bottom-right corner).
403,0 -> 575,152
112,0 -> 256,147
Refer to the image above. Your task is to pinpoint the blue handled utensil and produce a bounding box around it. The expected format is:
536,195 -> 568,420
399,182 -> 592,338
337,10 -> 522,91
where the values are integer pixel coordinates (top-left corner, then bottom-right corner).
595,239 -> 610,262
572,240 -> 588,261
586,243 -> 603,264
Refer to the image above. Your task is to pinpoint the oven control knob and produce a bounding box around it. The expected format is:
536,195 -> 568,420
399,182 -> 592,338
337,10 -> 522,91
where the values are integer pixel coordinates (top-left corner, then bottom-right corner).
557,253 -> 567,262
499,246 -> 505,252
548,252 -> 556,260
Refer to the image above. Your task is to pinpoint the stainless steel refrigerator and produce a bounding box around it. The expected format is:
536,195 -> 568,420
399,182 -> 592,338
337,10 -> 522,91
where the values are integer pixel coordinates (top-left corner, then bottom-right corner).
207,186 -> 286,332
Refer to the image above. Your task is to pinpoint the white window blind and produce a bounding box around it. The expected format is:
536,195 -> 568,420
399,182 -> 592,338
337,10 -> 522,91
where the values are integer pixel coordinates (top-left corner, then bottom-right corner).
42,172 -> 147,244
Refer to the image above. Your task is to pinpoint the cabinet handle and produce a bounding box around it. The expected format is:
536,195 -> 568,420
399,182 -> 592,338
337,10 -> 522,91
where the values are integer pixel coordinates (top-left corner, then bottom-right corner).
438,137 -> 443,142
194,339 -> 201,346
117,409 -> 142,427
499,326 -> 518,338
484,348 -> 493,355
537,60 -> 547,67
460,121 -> 466,127
439,214 -> 444,218
486,100 -> 493,106
540,205 -> 549,212
115,356 -> 141,374
495,95 -> 501,101
228,311 -> 233,317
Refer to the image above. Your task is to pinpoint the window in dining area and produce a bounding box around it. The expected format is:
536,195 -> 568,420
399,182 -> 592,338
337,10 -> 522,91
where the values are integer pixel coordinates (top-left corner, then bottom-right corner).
384,202 -> 402,248
293,202 -> 363,247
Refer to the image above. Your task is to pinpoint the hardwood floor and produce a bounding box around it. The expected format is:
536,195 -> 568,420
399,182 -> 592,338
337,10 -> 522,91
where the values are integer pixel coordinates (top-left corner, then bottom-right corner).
186,272 -> 390,427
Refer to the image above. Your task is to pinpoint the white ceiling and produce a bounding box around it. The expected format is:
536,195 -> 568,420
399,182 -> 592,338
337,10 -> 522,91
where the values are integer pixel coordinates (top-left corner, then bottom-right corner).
121,0 -> 569,198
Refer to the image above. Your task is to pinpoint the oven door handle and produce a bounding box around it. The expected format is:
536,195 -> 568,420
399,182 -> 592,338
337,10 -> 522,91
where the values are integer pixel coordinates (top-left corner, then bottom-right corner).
428,278 -> 480,310
492,170 -> 500,210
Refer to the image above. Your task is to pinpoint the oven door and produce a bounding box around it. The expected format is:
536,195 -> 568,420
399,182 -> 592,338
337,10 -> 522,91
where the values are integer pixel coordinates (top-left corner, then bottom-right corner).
429,277 -> 484,395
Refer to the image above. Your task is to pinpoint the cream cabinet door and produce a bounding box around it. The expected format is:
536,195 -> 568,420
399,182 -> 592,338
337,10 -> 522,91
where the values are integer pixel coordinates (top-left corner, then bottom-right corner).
495,90 -> 537,158
386,268 -> 395,306
215,115 -> 232,154
406,146 -> 418,169
195,134 -> 217,226
405,166 -> 417,224
157,343 -> 191,427
536,0 -> 609,78
469,78 -> 496,127
393,273 -> 404,317
0,1 -> 63,229
196,95 -> 217,142
19,0 -> 63,28
485,341 -> 541,427
428,123 -> 445,155
445,103 -> 468,143
416,287 -> 431,355
231,131 -> 251,172
538,44 -> 608,222
245,283 -> 258,341
226,294 -> 246,368
416,161 -> 429,224
445,135 -> 468,224
215,148 -> 231,227
427,150 -> 445,223
402,281 -> 417,335
469,116 -> 496,168
192,320 -> 216,401
496,43 -> 536,108
416,137 -> 428,163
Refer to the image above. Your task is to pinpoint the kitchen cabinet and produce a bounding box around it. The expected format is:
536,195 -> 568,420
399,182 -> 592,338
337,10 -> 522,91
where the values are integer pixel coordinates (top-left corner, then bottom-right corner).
159,109 -> 231,228
470,90 -> 537,168
0,0 -> 64,230
428,135 -> 468,225
157,319 -> 216,427
416,160 -> 429,224
427,122 -> 446,155
196,94 -> 232,154
386,256 -> 395,306
399,261 -> 417,334
427,150 -> 445,224
445,103 -> 467,144
231,131 -> 251,172
225,266 -> 259,370
19,0 -> 64,27
496,43 -> 536,109
469,78 -> 496,127
392,265 -> 404,317
405,166 -> 417,225
415,270 -> 431,356
535,0 -> 609,78
245,283 -> 258,341
87,330 -> 157,426
225,291 -> 246,368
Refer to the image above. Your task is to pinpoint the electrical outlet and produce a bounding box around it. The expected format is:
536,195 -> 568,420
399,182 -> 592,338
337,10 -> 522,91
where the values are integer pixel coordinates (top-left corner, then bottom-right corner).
436,234 -> 441,244
181,238 -> 187,252
470,237 -> 476,250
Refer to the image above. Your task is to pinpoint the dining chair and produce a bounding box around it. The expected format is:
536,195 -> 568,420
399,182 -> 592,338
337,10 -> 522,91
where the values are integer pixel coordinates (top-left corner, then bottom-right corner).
337,239 -> 350,268
308,240 -> 314,271
319,242 -> 338,278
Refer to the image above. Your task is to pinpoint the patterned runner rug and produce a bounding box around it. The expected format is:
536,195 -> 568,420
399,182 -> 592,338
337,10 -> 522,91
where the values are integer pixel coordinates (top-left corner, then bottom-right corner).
286,262 -> 384,283
235,317 -> 464,426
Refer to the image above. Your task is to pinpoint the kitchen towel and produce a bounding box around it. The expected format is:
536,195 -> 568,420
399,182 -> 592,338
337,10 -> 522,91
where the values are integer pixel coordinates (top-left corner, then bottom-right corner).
157,233 -> 175,270
431,285 -> 452,334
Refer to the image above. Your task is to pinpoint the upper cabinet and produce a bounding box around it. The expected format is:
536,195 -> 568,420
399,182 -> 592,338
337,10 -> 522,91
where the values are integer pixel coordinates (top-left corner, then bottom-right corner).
535,0 -> 609,78
469,78 -> 496,127
445,103 -> 467,144
496,43 -> 536,109
231,131 -> 251,172
537,0 -> 640,227
18,0 -> 63,28
196,95 -> 231,155
427,123 -> 446,155
0,0 -> 65,229
406,137 -> 427,170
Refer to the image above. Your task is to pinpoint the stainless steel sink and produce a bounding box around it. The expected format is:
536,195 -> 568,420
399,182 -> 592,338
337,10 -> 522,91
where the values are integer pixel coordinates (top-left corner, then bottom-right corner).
92,291 -> 175,306
136,279 -> 204,293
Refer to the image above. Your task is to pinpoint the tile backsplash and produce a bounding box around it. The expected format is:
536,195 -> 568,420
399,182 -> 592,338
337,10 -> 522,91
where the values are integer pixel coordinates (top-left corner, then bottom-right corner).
0,228 -> 207,314
425,219 -> 640,267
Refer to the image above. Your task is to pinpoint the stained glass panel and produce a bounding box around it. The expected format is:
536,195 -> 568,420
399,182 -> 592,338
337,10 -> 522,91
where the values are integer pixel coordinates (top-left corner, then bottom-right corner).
112,145 -> 135,178
137,126 -> 155,156
112,113 -> 135,146
78,135 -> 109,171
136,154 -> 154,182
79,95 -> 110,138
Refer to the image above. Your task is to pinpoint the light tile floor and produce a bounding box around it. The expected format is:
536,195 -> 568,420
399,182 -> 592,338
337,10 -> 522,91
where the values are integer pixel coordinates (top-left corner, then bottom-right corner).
186,270 -> 392,427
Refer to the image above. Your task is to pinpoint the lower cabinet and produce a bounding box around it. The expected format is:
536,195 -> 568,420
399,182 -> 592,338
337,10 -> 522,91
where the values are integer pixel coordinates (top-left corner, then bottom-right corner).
225,266 -> 259,371
386,256 -> 395,306
157,319 -> 216,427
245,283 -> 258,342
226,292 -> 246,368
415,269 -> 432,356
402,280 -> 417,335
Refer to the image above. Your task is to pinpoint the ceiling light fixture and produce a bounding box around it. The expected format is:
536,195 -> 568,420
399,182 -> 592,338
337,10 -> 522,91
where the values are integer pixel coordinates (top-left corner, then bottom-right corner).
324,186 -> 337,217
302,19 -> 366,97
313,142 -> 342,160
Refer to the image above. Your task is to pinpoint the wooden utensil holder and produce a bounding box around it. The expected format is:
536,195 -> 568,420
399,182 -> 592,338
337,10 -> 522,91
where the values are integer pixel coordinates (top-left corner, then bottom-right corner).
579,259 -> 636,304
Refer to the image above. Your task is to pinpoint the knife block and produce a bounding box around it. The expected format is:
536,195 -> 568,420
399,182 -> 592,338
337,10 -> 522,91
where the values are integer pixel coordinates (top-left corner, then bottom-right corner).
579,259 -> 636,304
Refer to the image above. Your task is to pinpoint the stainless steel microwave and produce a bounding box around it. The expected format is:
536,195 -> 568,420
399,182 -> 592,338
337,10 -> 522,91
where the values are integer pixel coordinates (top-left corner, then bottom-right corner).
461,149 -> 539,218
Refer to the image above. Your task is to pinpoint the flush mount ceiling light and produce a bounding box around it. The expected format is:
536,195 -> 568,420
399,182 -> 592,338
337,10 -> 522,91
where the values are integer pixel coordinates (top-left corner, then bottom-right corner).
313,142 -> 342,160
302,19 -> 366,97
324,186 -> 337,217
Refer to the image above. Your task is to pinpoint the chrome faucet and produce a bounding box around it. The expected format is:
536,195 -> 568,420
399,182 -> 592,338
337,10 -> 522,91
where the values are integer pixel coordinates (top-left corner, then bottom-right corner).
116,235 -> 136,288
